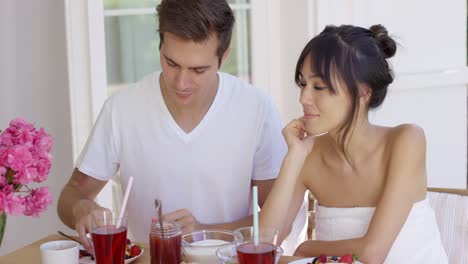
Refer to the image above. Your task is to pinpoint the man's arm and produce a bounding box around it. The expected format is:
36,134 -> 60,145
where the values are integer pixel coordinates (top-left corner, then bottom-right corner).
57,168 -> 108,249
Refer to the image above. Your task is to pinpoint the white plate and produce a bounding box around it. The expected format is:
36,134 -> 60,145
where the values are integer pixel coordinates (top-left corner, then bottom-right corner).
289,258 -> 315,264
79,248 -> 144,264
289,257 -> 363,264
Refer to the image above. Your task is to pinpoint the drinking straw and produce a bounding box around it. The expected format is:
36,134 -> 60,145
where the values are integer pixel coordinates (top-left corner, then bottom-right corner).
116,176 -> 134,228
252,186 -> 259,246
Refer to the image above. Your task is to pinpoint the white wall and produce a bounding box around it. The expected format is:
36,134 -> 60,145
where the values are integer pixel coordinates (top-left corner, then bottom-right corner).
265,0 -> 468,188
0,0 -> 75,255
364,0 -> 468,188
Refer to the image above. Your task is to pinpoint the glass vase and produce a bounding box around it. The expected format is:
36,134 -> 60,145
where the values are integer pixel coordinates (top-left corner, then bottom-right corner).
0,212 -> 6,247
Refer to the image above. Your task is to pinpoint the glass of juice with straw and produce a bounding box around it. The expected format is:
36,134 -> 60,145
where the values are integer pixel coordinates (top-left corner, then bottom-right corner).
235,186 -> 283,264
88,211 -> 128,264
235,226 -> 282,264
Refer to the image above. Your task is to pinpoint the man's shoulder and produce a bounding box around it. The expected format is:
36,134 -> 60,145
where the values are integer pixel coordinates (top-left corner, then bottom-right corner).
107,72 -> 158,104
219,72 -> 269,102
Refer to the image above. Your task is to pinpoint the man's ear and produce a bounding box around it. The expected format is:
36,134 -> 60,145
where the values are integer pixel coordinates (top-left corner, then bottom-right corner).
219,46 -> 231,68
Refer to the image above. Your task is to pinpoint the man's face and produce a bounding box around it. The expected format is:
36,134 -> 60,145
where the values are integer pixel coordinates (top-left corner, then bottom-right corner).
159,32 -> 225,108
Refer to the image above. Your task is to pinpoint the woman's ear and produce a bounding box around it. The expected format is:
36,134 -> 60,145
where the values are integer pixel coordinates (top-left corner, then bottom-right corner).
358,84 -> 371,103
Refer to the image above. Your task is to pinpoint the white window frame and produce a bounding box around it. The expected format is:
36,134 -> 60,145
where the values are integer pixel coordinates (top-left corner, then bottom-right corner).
250,0 -> 281,95
64,0 -> 107,159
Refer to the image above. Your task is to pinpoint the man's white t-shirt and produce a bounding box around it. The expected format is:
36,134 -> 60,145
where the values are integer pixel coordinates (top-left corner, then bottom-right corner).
76,72 -> 307,253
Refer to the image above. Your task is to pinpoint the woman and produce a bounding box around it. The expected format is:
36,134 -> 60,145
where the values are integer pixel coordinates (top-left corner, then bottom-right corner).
259,24 -> 448,263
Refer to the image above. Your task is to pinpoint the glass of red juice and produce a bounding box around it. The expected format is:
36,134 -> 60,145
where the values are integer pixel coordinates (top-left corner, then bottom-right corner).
88,211 -> 128,264
149,221 -> 182,264
234,227 -> 283,264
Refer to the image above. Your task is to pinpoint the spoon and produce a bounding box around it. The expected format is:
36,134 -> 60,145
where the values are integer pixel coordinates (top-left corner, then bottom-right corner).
313,131 -> 328,137
154,199 -> 164,239
57,231 -> 81,244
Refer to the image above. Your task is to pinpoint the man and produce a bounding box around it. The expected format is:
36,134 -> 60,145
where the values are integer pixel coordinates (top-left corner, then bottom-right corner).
58,0 -> 307,254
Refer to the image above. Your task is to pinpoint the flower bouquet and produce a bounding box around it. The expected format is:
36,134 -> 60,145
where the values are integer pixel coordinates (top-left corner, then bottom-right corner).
0,118 -> 53,246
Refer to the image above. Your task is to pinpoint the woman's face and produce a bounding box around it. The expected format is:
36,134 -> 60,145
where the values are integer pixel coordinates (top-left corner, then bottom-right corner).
298,54 -> 352,136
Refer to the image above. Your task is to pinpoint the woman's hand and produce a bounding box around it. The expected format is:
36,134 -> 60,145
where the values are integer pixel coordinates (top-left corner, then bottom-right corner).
282,118 -> 317,157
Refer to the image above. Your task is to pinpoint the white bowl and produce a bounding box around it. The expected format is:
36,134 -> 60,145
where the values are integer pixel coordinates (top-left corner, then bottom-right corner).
182,230 -> 240,264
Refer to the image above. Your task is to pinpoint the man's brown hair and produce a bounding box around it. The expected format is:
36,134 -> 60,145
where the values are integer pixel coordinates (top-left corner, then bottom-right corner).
157,0 -> 235,65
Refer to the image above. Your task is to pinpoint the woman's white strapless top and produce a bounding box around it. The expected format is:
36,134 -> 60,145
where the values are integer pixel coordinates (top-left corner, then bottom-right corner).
314,198 -> 448,263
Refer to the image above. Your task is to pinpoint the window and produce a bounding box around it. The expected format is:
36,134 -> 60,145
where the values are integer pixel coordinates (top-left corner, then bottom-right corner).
103,0 -> 252,96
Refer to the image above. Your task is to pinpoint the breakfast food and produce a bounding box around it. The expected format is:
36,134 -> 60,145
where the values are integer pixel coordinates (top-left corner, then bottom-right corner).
79,238 -> 143,260
183,239 -> 230,263
125,239 -> 143,259
310,254 -> 358,264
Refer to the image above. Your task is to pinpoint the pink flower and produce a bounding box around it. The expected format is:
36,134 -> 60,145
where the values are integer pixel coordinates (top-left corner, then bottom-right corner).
34,128 -> 53,154
32,158 -> 51,182
0,176 -> 6,187
4,145 -> 35,185
0,185 -> 25,216
4,118 -> 35,147
0,166 -> 7,187
6,145 -> 33,170
0,118 -> 53,217
23,187 -> 52,217
0,146 -> 8,166
0,132 -> 14,147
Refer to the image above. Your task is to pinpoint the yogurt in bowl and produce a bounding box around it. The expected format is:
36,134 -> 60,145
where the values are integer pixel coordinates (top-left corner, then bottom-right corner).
183,230 -> 240,263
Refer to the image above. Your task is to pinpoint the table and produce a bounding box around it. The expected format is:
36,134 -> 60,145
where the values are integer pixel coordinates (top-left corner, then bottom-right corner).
0,234 -> 304,264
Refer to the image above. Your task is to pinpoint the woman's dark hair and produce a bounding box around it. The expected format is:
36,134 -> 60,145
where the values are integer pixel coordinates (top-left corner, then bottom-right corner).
295,24 -> 397,155
157,0 -> 235,65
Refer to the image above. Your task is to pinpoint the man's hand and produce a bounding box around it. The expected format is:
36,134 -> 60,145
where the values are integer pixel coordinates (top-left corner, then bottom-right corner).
72,199 -> 111,253
58,168 -> 109,252
163,209 -> 206,234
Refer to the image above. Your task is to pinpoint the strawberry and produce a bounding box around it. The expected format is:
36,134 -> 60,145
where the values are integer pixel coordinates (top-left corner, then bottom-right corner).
129,245 -> 142,257
338,254 -> 354,264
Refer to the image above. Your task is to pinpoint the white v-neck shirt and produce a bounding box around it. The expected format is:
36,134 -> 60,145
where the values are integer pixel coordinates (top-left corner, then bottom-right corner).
157,72 -> 223,144
76,72 -> 292,242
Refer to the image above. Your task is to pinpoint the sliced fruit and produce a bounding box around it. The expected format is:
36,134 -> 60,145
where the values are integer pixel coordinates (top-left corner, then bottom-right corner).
129,244 -> 142,257
338,253 -> 354,264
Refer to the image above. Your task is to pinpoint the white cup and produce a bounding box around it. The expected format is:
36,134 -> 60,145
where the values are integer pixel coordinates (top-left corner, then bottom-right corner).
40,240 -> 80,264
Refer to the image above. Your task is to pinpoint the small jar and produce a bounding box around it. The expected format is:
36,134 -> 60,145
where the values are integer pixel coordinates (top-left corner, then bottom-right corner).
149,221 -> 182,264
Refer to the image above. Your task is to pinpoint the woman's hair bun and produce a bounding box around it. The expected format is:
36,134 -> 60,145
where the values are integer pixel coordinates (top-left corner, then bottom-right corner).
369,24 -> 397,59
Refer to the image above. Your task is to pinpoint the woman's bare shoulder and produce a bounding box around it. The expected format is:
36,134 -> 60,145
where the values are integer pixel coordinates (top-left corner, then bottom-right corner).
387,124 -> 426,167
382,124 -> 427,199
387,124 -> 426,149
